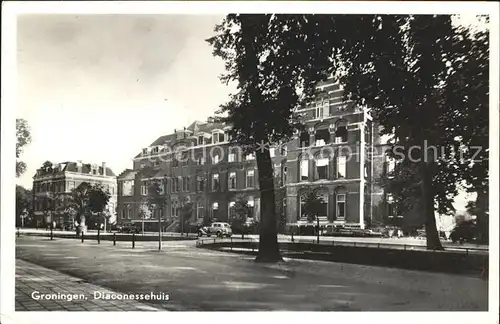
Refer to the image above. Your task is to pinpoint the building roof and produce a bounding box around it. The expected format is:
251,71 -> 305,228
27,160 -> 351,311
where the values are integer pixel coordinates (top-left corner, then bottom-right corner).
34,161 -> 117,178
135,119 -> 229,159
63,162 -> 117,177
117,169 -> 137,181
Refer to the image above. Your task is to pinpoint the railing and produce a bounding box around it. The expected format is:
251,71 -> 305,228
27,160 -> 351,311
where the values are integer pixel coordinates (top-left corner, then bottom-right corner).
196,236 -> 488,255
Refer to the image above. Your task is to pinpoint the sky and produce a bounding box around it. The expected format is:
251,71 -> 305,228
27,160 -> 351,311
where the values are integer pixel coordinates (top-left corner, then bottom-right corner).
15,13 -> 484,211
17,14 -> 234,188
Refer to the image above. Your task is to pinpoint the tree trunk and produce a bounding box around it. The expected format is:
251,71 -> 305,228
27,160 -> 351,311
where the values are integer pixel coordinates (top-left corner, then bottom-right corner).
475,189 -> 489,244
255,148 -> 282,262
238,15 -> 282,263
420,141 -> 444,250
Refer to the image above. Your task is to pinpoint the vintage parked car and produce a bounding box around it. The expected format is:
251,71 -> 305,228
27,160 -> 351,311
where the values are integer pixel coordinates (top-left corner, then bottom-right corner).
117,223 -> 140,234
204,222 -> 232,238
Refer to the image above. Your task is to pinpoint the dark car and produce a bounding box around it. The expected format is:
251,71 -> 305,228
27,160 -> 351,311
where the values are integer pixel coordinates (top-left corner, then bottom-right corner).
118,223 -> 140,234
450,221 -> 476,244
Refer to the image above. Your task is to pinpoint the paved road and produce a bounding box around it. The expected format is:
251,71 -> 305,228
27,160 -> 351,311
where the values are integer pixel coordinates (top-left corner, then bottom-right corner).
15,236 -> 487,311
16,259 -> 163,311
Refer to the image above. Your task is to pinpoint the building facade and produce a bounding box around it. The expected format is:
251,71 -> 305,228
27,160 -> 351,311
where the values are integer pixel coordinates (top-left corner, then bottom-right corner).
117,78 -> 398,230
32,161 -> 117,228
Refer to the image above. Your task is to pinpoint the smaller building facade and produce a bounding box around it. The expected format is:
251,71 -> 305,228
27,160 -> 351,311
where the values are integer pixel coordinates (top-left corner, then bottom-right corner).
32,161 -> 117,228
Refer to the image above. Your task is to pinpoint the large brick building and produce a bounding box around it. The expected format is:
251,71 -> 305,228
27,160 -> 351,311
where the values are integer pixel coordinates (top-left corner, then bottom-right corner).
117,78 -> 397,231
32,161 -> 117,228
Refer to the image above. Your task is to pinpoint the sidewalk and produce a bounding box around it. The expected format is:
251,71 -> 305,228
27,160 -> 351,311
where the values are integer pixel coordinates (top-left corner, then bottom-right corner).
15,259 -> 165,311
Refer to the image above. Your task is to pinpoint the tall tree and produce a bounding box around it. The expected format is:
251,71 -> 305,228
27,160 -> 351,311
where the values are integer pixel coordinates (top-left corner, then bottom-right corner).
208,14 -> 334,262
329,15 -> 489,250
16,119 -> 32,177
87,184 -> 111,231
179,202 -> 194,236
16,185 -> 32,227
146,178 -> 168,249
231,194 -> 251,238
301,191 -> 325,244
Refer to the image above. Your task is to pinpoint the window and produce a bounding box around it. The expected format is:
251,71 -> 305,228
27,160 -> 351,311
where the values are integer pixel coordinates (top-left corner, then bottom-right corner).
181,153 -> 189,166
245,153 -> 255,160
300,132 -> 310,147
337,156 -> 346,178
212,132 -> 219,144
300,158 -> 309,181
246,169 -> 255,188
173,177 -> 180,192
197,155 -> 205,165
386,156 -> 396,177
142,148 -> 148,155
197,176 -> 205,192
228,172 -> 236,189
127,205 -> 132,219
152,147 -> 159,155
172,201 -> 179,217
121,208 -> 126,219
182,177 -> 189,192
213,154 -> 220,164
387,194 -> 395,218
336,194 -> 346,219
225,131 -> 231,142
219,133 -> 225,143
281,145 -> 287,156
282,165 -> 288,185
121,181 -> 132,196
228,201 -> 236,219
315,157 -> 329,180
228,152 -> 236,162
270,148 -> 276,157
198,135 -> 204,146
314,100 -> 329,119
212,174 -> 220,191
197,202 -> 204,219
248,197 -> 255,218
335,122 -> 348,143
141,181 -> 148,196
212,202 -> 219,219
315,129 -> 330,146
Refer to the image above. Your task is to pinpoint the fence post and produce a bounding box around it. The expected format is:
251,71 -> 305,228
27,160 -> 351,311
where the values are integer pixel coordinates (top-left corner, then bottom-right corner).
230,237 -> 233,251
113,233 -> 116,246
378,243 -> 380,248
17,228 -> 20,238
81,232 -> 84,243
354,242 -> 356,248
404,244 -> 407,251
98,228 -> 101,244
466,248 -> 468,256
132,233 -> 135,249
291,232 -> 294,243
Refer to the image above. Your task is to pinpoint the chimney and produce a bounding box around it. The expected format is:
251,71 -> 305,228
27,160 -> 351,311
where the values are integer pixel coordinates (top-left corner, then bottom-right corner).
76,160 -> 83,173
102,162 -> 107,176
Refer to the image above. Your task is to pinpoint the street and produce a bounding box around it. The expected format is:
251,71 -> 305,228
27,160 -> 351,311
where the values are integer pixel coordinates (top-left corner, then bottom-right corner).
15,236 -> 488,311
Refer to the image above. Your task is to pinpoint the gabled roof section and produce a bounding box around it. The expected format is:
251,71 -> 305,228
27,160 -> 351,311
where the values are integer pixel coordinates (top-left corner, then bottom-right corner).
118,169 -> 137,181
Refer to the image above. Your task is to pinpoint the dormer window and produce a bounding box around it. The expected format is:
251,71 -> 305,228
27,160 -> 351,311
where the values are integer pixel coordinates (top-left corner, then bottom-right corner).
212,130 -> 225,144
198,135 -> 204,146
152,146 -> 159,155
142,148 -> 149,156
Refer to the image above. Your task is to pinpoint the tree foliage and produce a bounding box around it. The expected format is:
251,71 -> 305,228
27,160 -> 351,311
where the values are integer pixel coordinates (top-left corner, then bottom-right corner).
16,119 -> 32,177
208,14 -> 336,262
301,191 -> 325,223
209,14 -> 488,252
16,185 -> 33,226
